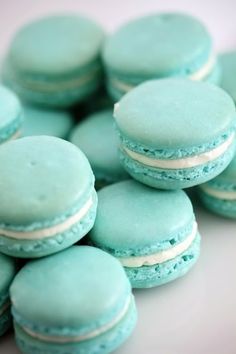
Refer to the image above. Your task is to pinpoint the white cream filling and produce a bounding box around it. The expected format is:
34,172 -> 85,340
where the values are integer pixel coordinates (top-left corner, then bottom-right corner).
0,196 -> 93,240
118,222 -> 197,268
19,67 -> 100,93
110,54 -> 216,93
21,295 -> 132,343
200,185 -> 236,200
122,133 -> 235,170
0,301 -> 10,316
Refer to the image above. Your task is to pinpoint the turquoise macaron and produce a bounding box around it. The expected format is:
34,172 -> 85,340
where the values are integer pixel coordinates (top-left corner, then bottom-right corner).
103,13 -> 220,100
22,105 -> 74,139
114,79 -> 236,190
0,253 -> 17,335
10,246 -> 137,354
3,15 -> 105,108
219,51 -> 236,103
89,180 -> 201,288
0,85 -> 23,143
198,153 -> 236,218
70,110 -> 128,188
0,136 -> 97,258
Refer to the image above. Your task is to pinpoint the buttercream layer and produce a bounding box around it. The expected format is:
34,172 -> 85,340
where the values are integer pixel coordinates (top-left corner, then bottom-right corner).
0,195 -> 94,240
200,185 -> 236,200
122,133 -> 235,169
19,295 -> 132,344
109,54 -> 216,94
118,222 -> 197,267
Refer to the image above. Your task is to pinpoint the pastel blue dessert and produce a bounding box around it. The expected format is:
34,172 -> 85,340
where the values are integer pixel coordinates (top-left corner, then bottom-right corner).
10,246 -> 137,354
0,253 -> 17,335
219,51 -> 236,103
3,15 -> 105,107
0,85 -> 23,143
89,180 -> 201,288
103,13 -> 220,100
22,105 -> 74,139
70,110 -> 128,188
114,79 -> 236,190
198,154 -> 236,218
0,136 -> 97,258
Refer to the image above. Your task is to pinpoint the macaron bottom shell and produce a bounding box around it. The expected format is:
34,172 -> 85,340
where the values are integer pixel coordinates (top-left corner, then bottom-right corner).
0,192 -> 97,258
13,297 -> 137,354
125,233 -> 201,288
119,143 -> 235,189
199,191 -> 236,219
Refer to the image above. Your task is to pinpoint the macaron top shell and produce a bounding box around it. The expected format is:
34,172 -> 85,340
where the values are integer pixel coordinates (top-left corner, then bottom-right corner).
22,106 -> 74,138
220,51 -> 236,102
70,110 -> 127,179
90,180 -> 194,256
0,85 -> 22,130
0,253 -> 17,302
114,79 -> 235,149
7,15 -> 104,77
10,246 -> 130,334
0,136 -> 94,225
103,13 -> 212,78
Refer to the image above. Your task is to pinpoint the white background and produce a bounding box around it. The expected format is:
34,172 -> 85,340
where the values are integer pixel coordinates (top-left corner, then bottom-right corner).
1,1 -> 236,353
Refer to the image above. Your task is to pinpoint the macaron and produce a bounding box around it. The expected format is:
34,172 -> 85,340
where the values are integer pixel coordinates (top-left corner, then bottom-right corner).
0,85 -> 23,143
70,109 -> 128,188
22,105 -> 74,139
3,15 -> 105,107
219,51 -> 236,103
10,246 -> 137,354
114,79 -> 236,190
0,253 -> 17,335
0,136 -> 97,258
198,154 -> 236,218
89,180 -> 201,288
103,13 -> 220,100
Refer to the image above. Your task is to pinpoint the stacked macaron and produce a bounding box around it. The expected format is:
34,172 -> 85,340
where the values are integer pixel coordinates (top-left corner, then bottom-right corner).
1,9 -> 236,354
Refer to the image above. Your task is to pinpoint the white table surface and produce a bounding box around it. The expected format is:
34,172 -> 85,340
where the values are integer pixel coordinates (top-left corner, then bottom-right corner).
1,1 -> 236,353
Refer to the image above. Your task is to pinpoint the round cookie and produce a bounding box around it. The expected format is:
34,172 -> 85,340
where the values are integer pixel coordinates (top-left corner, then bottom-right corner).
114,79 -> 236,190
89,180 -> 201,288
10,246 -> 137,354
22,105 -> 74,139
103,13 -> 220,100
70,110 -> 128,188
219,51 -> 236,103
198,154 -> 236,218
3,15 -> 105,107
0,253 -> 17,335
0,85 -> 23,143
0,136 -> 97,258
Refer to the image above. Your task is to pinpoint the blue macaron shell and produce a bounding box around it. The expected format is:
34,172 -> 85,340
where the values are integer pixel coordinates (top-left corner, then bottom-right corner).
89,180 -> 200,288
114,79 -> 236,189
3,15 -> 105,107
10,246 -> 137,353
219,51 -> 236,103
0,136 -> 97,258
69,110 -> 129,186
0,85 -> 23,142
22,106 -> 74,139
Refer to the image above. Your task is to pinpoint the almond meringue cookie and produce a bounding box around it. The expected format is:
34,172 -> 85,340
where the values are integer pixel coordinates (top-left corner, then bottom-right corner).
2,15 -> 105,108
114,79 -> 236,190
10,246 -> 137,354
0,136 -> 97,258
103,13 -> 220,100
89,180 -> 201,288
